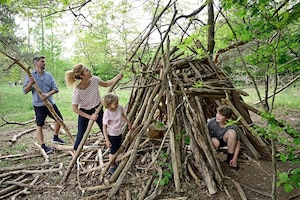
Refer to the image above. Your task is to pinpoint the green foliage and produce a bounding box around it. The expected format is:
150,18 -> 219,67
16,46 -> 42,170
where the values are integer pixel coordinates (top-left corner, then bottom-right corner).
176,130 -> 190,145
254,111 -> 300,193
193,81 -> 203,88
226,116 -> 241,127
153,152 -> 173,186
214,0 -> 300,113
154,122 -> 166,130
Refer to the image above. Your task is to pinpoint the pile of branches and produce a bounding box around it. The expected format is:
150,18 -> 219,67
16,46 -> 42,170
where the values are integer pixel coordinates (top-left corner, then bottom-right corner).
0,46 -> 273,199
0,1 -> 274,199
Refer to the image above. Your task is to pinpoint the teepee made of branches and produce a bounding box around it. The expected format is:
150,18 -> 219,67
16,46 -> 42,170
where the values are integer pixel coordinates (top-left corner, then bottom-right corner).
113,41 -> 272,196
97,3 -> 272,198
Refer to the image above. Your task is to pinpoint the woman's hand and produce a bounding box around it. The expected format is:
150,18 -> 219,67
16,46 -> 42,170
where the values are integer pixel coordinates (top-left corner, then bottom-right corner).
89,113 -> 98,121
106,140 -> 112,148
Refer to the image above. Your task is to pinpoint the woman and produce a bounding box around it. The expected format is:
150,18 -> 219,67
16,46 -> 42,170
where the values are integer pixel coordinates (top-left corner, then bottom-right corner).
65,63 -> 123,151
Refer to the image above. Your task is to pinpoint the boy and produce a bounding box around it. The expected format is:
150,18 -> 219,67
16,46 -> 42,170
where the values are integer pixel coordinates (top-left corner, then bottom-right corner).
208,105 -> 240,169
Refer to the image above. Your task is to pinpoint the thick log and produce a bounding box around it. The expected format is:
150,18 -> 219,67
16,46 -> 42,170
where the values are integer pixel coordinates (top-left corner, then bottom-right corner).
109,80 -> 167,198
167,81 -> 182,192
194,96 -> 224,181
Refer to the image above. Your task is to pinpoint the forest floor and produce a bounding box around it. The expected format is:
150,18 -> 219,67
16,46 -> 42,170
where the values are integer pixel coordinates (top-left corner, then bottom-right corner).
0,109 -> 299,200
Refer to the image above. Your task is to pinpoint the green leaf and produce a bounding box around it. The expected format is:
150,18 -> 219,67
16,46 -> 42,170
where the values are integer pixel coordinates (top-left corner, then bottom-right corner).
278,172 -> 289,182
284,183 -> 294,193
193,81 -> 203,88
280,154 -> 287,163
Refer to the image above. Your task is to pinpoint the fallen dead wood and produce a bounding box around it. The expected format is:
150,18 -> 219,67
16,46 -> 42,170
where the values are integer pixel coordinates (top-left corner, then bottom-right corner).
289,193 -> 300,200
0,177 -> 32,197
52,144 -> 100,151
9,128 -> 36,143
81,182 -> 114,192
144,165 -> 163,200
0,162 -> 55,172
0,163 -> 64,178
0,116 -> 35,127
34,142 -> 50,163
6,180 -> 63,190
231,179 -> 247,200
158,198 -> 188,200
0,154 -> 25,160
49,123 -> 66,135
239,182 -> 272,197
11,154 -> 42,161
10,175 -> 40,200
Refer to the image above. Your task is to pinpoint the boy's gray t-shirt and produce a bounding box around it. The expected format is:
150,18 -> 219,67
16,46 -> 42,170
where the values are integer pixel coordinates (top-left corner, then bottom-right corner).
207,117 -> 240,141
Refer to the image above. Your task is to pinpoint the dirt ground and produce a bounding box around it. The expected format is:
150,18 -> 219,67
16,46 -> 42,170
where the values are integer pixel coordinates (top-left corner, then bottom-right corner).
0,110 -> 299,200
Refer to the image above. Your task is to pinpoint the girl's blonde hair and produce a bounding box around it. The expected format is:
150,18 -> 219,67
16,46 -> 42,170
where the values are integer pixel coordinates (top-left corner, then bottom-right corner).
103,93 -> 119,108
65,63 -> 86,86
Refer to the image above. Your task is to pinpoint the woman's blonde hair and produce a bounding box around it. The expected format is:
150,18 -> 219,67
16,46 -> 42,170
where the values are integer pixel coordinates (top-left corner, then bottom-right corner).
103,93 -> 119,108
65,63 -> 86,86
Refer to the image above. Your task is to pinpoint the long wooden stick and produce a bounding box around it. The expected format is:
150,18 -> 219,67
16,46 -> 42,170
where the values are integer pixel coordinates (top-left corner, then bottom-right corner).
61,77 -> 121,183
0,50 -> 74,143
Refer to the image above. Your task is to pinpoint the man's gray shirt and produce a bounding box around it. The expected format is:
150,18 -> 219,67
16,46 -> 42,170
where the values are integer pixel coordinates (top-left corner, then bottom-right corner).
23,70 -> 58,107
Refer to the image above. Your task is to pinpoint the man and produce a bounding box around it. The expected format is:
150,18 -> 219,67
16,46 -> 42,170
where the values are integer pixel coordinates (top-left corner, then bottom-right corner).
208,105 -> 240,169
23,56 -> 65,154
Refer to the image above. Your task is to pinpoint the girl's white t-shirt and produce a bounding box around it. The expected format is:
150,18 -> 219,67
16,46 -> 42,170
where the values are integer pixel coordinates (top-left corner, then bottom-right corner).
103,105 -> 125,136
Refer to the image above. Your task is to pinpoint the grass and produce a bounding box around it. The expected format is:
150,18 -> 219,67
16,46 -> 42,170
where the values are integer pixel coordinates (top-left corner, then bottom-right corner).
240,86 -> 300,111
1,84 -> 299,129
0,84 -> 131,131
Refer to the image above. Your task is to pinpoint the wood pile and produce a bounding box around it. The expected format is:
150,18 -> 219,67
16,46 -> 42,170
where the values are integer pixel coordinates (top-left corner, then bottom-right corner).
0,45 -> 273,200
0,2 -> 273,198
95,43 -> 272,198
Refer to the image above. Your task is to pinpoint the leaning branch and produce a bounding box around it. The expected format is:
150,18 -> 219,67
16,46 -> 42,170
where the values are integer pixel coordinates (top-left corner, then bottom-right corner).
0,49 -> 74,143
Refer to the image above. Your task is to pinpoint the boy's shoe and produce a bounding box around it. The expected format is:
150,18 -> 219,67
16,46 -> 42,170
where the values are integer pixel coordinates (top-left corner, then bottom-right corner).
42,145 -> 53,154
108,167 -> 116,174
52,136 -> 65,145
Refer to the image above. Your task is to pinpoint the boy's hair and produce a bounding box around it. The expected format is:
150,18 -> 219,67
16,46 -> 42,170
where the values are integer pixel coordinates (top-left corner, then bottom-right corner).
216,105 -> 233,118
103,93 -> 119,108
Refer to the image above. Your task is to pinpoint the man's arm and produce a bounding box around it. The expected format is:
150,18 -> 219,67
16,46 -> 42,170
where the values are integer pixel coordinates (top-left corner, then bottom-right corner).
23,77 -> 34,94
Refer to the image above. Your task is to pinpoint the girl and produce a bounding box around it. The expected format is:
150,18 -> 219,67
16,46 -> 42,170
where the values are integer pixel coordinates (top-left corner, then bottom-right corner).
102,93 -> 132,174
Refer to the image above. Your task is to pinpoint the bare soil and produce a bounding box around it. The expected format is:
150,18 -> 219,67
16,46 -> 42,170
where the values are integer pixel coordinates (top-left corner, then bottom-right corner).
0,110 -> 299,200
